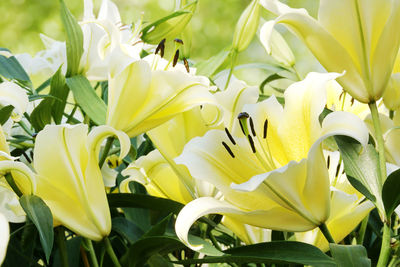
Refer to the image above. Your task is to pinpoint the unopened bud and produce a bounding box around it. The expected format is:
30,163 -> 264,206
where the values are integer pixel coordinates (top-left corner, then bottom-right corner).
141,1 -> 197,45
232,0 -> 261,52
260,21 -> 295,67
383,73 -> 400,110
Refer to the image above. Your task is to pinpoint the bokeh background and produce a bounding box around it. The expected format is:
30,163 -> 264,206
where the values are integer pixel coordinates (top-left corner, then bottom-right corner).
0,0 -> 321,83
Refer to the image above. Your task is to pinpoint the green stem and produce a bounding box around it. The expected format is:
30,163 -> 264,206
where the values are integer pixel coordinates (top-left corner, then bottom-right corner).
5,173 -> 22,197
368,102 -> 387,187
377,223 -> 392,267
84,238 -> 99,267
207,228 -> 222,251
224,50 -> 238,90
319,223 -> 335,244
104,237 -> 122,267
98,137 -> 115,169
56,227 -> 69,267
18,120 -> 34,136
357,214 -> 369,245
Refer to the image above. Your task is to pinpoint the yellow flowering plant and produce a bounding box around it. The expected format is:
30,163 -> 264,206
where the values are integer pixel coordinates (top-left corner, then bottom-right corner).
1,0 -> 400,266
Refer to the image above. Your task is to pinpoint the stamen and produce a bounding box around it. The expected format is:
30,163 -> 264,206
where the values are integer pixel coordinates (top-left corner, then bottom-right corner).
335,162 -> 341,177
222,142 -> 235,158
155,38 -> 166,58
238,112 -> 250,120
327,155 -> 330,169
238,112 -> 250,136
247,135 -> 256,153
174,38 -> 184,45
173,49 -> 180,67
224,128 -> 236,145
339,91 -> 344,100
249,117 -> 256,137
183,58 -> 190,73
263,119 -> 268,139
350,97 -> 355,106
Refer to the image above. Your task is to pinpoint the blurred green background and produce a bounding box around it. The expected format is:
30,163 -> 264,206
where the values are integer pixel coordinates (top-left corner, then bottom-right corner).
0,0 -> 321,82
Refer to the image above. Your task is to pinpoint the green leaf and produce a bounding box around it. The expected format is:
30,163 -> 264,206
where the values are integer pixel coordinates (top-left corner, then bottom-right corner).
30,98 -> 53,131
259,73 -> 285,94
330,244 -> 371,267
107,193 -> 184,214
142,214 -> 172,238
147,254 -> 174,267
0,105 -> 13,125
66,75 -> 106,125
112,217 -> 144,244
382,168 -> 400,217
0,54 -> 32,87
50,68 -> 68,124
121,236 -> 186,267
19,195 -> 54,263
173,241 -> 335,266
60,0 -> 83,77
195,48 -> 231,77
335,136 -> 385,217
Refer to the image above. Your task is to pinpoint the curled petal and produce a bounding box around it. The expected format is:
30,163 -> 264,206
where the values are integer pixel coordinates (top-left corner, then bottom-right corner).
0,161 -> 36,195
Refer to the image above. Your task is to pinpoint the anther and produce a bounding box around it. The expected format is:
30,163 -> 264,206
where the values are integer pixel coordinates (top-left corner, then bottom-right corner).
327,155 -> 330,169
183,58 -> 190,73
339,91 -> 344,100
238,112 -> 250,119
222,142 -> 235,158
225,128 -> 236,145
249,117 -> 256,137
350,97 -> 355,106
247,135 -> 256,153
335,162 -> 341,177
263,119 -> 268,139
238,112 -> 250,136
155,38 -> 166,58
174,38 -> 184,45
173,49 -> 180,67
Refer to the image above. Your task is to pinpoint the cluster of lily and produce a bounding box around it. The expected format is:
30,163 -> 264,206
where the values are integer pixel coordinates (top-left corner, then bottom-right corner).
1,0 -> 400,266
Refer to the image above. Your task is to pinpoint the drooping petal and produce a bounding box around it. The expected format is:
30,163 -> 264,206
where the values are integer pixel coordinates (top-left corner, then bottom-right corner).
0,182 -> 25,223
175,197 -> 315,250
0,213 -> 9,265
0,161 -> 36,195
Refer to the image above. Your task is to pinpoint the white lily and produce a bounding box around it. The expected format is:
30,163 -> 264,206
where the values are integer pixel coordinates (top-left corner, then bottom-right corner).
0,212 -> 9,265
0,82 -> 29,122
174,72 -> 369,249
260,0 -> 400,103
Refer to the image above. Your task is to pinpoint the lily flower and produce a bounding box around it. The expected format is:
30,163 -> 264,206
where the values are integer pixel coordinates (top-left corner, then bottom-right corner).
0,212 -> 9,265
106,58 -> 217,138
0,124 -> 130,241
260,0 -> 400,103
295,151 -> 373,252
174,72 -> 369,249
0,82 -> 29,122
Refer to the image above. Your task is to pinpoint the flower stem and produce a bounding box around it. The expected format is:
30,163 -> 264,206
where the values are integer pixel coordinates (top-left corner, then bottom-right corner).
357,214 -> 369,245
98,137 -> 115,169
377,222 -> 392,267
224,50 -> 238,90
319,223 -> 335,244
18,120 -> 34,136
55,227 -> 69,267
368,101 -> 387,187
84,238 -> 99,267
104,237 -> 122,267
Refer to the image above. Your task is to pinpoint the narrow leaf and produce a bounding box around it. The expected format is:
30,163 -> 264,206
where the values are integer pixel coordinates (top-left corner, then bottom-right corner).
49,68 -> 68,124
173,241 -> 335,267
0,105 -> 14,125
330,244 -> 371,267
0,54 -> 32,87
60,0 -> 83,77
19,195 -> 54,263
195,48 -> 231,77
382,168 -> 400,217
66,75 -> 106,125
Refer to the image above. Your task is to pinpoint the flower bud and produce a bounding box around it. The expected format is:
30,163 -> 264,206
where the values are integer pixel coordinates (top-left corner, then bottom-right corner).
142,1 -> 197,45
383,73 -> 400,110
260,21 -> 295,67
232,0 -> 261,52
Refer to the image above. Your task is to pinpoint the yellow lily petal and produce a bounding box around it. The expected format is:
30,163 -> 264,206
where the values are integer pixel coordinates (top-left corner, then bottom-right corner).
0,161 -> 36,195
107,60 -> 216,137
32,124 -> 113,241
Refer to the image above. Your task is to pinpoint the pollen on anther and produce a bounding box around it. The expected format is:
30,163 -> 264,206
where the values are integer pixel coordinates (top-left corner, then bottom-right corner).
222,142 -> 235,158
173,50 -> 180,67
327,155 -> 330,169
263,119 -> 268,139
155,38 -> 166,58
247,135 -> 256,153
238,112 -> 250,120
183,58 -> 190,73
249,117 -> 256,137
224,128 -> 236,145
